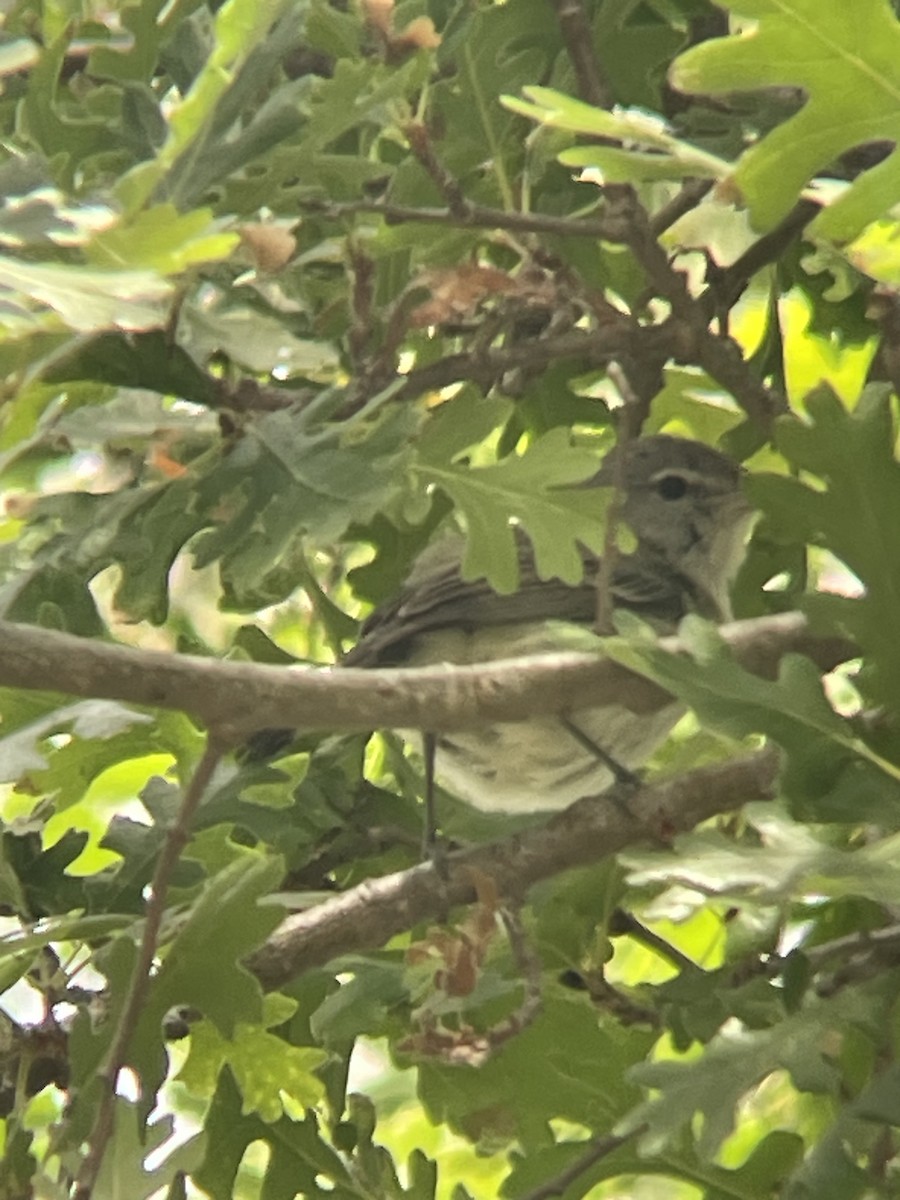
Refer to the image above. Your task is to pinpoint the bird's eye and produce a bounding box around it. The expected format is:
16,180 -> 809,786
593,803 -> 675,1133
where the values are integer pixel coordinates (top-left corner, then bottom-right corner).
656,473 -> 689,500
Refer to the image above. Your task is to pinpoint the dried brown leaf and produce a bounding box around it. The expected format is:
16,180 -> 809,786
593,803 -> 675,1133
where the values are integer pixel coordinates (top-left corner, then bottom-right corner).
239,224 -> 297,272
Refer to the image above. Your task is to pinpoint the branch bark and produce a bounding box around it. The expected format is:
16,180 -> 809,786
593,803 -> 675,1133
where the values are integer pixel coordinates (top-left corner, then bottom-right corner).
0,613 -> 854,738
247,747 -> 779,988
0,615 -> 854,987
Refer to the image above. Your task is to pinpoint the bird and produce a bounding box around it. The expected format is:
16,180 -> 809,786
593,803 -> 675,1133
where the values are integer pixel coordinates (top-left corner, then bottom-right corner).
340,434 -> 753,815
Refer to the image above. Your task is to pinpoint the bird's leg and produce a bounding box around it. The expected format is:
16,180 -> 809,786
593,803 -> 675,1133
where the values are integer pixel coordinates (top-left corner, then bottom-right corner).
421,732 -> 449,877
560,716 -> 642,788
561,718 -> 671,845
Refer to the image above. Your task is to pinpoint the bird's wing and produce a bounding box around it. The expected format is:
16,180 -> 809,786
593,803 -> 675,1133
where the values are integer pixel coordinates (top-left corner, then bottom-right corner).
343,541 -> 689,667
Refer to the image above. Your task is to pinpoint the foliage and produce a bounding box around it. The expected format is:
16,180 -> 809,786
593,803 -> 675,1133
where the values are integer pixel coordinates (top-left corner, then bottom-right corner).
0,1 -> 900,1198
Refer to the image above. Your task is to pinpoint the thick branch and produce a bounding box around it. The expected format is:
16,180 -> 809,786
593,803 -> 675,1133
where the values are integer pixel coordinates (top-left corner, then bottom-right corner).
248,747 -> 779,988
0,614 -> 853,739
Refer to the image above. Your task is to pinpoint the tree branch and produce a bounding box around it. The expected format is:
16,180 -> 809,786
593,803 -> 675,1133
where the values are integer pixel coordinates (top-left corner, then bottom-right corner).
0,614 -> 854,739
549,0 -> 613,109
516,1128 -> 644,1200
649,179 -> 713,237
73,739 -> 224,1199
247,747 -> 780,989
403,120 -> 469,214
613,191 -> 788,427
387,325 -> 636,404
296,197 -> 632,244
700,198 -> 820,316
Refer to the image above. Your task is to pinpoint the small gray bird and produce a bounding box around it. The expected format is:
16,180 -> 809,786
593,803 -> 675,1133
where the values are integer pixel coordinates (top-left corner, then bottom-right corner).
342,435 -> 753,814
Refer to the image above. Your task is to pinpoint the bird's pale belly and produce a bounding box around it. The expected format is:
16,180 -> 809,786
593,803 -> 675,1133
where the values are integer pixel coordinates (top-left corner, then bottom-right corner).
431,703 -> 683,813
402,623 -> 683,814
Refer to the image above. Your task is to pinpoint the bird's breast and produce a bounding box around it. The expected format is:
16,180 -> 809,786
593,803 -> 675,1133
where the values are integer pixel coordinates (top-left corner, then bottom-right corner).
400,623 -> 683,814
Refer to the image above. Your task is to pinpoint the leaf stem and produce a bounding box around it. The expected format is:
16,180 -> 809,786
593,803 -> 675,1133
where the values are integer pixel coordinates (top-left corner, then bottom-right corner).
464,40 -> 516,212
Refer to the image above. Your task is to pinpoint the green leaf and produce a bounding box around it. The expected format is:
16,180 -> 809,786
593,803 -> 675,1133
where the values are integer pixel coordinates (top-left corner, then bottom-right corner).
219,1026 -> 326,1118
593,1 -> 687,110
52,387 -> 219,446
413,395 -> 610,592
670,0 -> 900,240
784,1130 -> 870,1200
0,255 -> 172,332
178,1018 -> 326,1121
428,1 -> 557,206
770,386 -> 900,714
41,330 -> 221,407
190,401 -> 417,609
310,954 -> 411,1045
844,217 -> 900,286
145,854 -> 283,1029
22,30 -> 118,168
625,804 -> 900,909
195,1070 -> 353,1200
92,1102 -> 203,1200
92,807 -> 205,914
178,303 -> 339,380
505,86 -> 730,182
418,987 -> 654,1145
86,204 -> 238,273
116,0 -> 293,212
0,913 -> 132,992
606,615 -> 900,816
623,996 -> 857,1155
89,0 -> 182,83
111,854 -> 286,1110
0,699 -> 160,821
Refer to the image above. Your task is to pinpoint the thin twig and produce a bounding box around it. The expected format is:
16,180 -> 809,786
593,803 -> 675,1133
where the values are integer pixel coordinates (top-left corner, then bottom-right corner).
616,192 -> 787,427
515,1127 -> 645,1200
347,241 -> 376,371
866,291 -> 900,399
806,923 -> 900,998
549,0 -> 613,108
224,186 -> 798,421
805,922 -> 900,968
701,199 -> 819,317
403,121 -> 469,215
649,179 -> 713,237
719,913 -> 900,1000
72,739 -> 225,1200
296,197 -> 632,243
608,909 -> 697,972
593,392 -> 631,635
350,284 -> 425,401
387,325 -> 634,407
493,905 -> 544,1043
562,967 -> 661,1026
400,902 -> 546,1065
